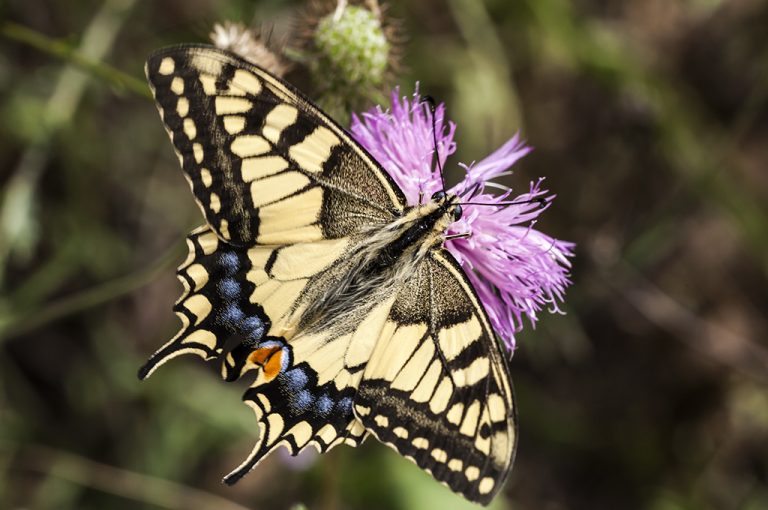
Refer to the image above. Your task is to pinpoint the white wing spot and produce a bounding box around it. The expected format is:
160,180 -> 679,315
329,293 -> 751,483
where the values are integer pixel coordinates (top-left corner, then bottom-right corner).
192,143 -> 204,163
183,118 -> 196,140
487,393 -> 507,423
198,73 -> 217,95
465,466 -> 480,482
478,477 -> 495,495
446,403 -> 464,425
176,97 -> 189,117
200,168 -> 212,187
257,393 -> 271,413
437,318 -> 482,360
241,156 -> 289,182
288,126 -> 339,173
265,413 -> 285,445
454,357 -> 490,387
263,104 -> 299,143
180,328 -> 216,349
219,219 -> 230,239
209,192 -> 221,213
430,448 -> 447,463
231,135 -> 270,158
460,400 -> 481,436
429,376 -> 453,414
447,459 -> 463,472
158,57 -> 175,75
233,69 -> 262,95
183,295 -> 212,325
170,76 -> 184,95
250,171 -> 311,208
287,421 -> 313,447
393,427 -> 408,439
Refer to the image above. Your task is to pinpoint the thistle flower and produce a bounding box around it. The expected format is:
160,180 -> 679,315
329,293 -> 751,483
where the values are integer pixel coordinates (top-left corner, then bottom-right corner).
350,89 -> 574,350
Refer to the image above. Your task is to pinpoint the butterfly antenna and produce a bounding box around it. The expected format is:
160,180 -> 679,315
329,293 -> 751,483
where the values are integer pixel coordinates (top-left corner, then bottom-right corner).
460,197 -> 548,207
461,181 -> 482,200
421,95 -> 446,192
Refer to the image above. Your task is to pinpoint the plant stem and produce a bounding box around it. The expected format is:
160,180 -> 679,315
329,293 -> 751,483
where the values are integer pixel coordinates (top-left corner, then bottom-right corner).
0,22 -> 151,100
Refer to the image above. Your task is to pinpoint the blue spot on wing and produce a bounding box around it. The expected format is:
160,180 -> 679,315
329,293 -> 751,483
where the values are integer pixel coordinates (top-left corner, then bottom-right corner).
218,252 -> 240,275
336,397 -> 353,414
220,304 -> 244,325
242,316 -> 264,339
316,394 -> 333,417
290,389 -> 314,414
218,277 -> 240,299
283,368 -> 309,392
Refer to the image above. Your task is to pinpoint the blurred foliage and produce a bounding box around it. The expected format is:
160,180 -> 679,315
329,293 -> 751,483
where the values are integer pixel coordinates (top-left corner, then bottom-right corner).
1,0 -> 767,509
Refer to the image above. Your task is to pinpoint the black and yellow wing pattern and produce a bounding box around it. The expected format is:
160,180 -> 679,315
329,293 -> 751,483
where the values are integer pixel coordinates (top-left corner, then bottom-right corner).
356,251 -> 516,501
140,45 -> 516,505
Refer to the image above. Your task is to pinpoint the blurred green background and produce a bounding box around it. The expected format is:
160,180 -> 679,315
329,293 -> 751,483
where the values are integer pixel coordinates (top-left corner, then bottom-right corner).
1,0 -> 767,509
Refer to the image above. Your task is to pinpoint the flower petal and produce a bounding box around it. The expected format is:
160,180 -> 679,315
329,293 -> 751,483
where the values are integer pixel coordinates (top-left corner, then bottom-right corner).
350,89 -> 574,351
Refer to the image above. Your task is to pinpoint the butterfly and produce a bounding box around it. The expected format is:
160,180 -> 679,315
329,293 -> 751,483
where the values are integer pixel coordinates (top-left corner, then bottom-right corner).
139,44 -> 517,505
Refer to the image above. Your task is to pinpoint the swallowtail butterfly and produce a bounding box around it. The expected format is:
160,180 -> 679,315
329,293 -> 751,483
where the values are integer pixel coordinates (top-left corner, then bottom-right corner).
139,45 -> 517,504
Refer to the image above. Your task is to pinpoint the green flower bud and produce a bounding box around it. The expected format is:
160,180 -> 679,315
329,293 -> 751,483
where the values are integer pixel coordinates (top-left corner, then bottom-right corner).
314,5 -> 390,91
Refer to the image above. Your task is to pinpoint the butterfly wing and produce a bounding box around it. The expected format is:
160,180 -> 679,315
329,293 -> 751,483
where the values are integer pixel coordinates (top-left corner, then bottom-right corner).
145,44 -> 406,247
354,249 -> 517,504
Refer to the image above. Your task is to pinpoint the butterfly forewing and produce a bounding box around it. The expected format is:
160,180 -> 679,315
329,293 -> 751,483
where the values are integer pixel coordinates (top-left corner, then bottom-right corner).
354,251 -> 517,504
145,45 -> 406,246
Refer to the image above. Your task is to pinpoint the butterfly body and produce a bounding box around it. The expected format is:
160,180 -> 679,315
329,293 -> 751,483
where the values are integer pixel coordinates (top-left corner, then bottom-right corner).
140,45 -> 516,504
296,194 -> 462,336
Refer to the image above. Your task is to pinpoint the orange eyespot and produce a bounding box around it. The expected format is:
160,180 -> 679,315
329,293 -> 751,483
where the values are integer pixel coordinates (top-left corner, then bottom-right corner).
248,345 -> 284,381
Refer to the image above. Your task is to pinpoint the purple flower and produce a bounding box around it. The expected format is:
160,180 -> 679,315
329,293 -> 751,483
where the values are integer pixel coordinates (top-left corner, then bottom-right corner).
350,88 -> 574,350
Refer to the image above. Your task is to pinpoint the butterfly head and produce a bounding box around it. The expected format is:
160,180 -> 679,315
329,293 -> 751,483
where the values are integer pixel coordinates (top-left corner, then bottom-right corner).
430,190 -> 463,222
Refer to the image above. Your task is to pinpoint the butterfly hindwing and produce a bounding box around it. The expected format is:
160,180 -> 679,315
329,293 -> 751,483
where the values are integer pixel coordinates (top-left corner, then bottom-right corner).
354,250 -> 517,504
145,45 -> 406,246
222,336 -> 370,485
